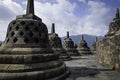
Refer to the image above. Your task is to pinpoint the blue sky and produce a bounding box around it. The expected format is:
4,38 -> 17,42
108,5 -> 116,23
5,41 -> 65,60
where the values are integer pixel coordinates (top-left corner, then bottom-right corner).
0,0 -> 120,41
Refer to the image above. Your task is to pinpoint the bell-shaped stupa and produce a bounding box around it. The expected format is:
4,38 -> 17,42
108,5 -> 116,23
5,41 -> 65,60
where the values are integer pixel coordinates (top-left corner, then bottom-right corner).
62,31 -> 79,56
0,0 -> 69,80
49,23 -> 71,61
77,35 -> 91,55
96,8 -> 120,70
105,8 -> 120,37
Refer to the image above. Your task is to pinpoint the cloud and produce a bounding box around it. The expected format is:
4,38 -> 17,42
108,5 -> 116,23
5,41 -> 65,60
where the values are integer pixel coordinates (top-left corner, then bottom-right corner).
32,0 -> 111,36
0,0 -> 113,41
76,0 -> 112,36
0,0 -> 24,41
32,0 -> 78,36
0,0 -> 24,20
78,0 -> 86,3
36,0 -> 57,4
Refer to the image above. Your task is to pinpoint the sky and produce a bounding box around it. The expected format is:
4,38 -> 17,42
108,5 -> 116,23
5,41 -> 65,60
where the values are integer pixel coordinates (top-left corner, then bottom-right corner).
0,0 -> 120,41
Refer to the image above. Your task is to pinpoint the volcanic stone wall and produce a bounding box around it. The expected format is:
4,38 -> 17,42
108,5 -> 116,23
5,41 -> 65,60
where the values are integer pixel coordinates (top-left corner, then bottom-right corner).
96,36 -> 120,70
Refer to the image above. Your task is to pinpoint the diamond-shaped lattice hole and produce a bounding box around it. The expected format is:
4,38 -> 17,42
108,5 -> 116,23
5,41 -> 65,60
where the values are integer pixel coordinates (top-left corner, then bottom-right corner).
6,33 -> 9,37
6,38 -> 9,43
25,26 -> 29,31
21,21 -> 25,25
19,31 -> 24,36
39,23 -> 41,26
15,26 -> 19,30
34,38 -> 39,43
11,32 -> 15,37
43,39 -> 46,43
45,34 -> 48,37
30,22 -> 34,25
9,27 -> 12,31
39,33 -> 41,37
12,21 -> 16,25
42,28 -> 44,32
29,32 -> 33,37
13,37 -> 18,43
24,38 -> 29,43
34,27 -> 38,31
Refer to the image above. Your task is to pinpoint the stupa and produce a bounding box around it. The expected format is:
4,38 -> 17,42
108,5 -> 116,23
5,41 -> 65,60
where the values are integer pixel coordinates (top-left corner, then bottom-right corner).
91,37 -> 98,54
62,31 -> 79,56
96,8 -> 120,70
49,23 -> 71,61
105,8 -> 120,37
0,0 -> 69,80
77,35 -> 91,55
0,42 -> 1,46
74,44 -> 78,48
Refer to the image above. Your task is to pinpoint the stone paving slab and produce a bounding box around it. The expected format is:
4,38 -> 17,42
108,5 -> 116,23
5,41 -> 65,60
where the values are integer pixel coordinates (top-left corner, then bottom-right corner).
65,55 -> 120,80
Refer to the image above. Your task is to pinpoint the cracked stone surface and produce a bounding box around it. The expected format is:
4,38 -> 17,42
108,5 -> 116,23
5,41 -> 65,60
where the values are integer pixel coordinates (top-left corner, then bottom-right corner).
65,55 -> 120,80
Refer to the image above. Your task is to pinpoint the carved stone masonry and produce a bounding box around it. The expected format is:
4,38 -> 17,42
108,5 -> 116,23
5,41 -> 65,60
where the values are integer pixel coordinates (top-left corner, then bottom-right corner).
0,0 -> 69,80
96,8 -> 120,70
49,23 -> 71,61
77,35 -> 91,55
63,31 -> 79,56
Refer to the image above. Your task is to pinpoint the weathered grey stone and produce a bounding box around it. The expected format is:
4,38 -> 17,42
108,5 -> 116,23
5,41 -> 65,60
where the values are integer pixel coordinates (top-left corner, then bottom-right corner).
0,0 -> 69,80
77,35 -> 92,55
0,43 -> 1,47
65,55 -> 120,80
74,44 -> 77,48
91,37 -> 98,54
96,8 -> 120,71
49,23 -> 71,61
62,31 -> 79,56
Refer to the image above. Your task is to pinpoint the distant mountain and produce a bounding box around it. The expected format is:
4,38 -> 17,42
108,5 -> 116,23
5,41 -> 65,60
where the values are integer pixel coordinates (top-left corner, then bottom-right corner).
61,34 -> 104,48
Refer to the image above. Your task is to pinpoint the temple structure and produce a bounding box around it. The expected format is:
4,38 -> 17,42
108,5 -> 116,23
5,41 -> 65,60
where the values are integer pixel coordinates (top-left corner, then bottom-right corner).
96,8 -> 120,70
62,31 -> 79,56
74,44 -> 78,48
77,35 -> 91,55
0,42 -> 1,46
49,23 -> 71,61
0,0 -> 69,80
91,37 -> 98,54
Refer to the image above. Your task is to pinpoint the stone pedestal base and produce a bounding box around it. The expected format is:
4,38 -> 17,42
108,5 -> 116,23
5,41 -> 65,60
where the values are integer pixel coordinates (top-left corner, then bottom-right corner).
52,48 -> 72,61
65,48 -> 79,56
0,48 -> 69,80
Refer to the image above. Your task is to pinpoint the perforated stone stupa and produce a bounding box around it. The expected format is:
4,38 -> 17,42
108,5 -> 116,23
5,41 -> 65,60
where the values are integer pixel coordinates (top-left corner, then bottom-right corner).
0,0 -> 69,80
105,8 -> 120,37
62,31 -> 79,56
77,35 -> 91,55
49,23 -> 71,61
96,8 -> 120,70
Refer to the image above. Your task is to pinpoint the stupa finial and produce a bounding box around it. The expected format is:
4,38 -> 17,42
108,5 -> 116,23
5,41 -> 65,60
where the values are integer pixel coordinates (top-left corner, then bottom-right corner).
116,8 -> 119,18
26,0 -> 34,15
67,31 -> 69,38
95,36 -> 98,42
51,23 -> 55,33
81,35 -> 84,40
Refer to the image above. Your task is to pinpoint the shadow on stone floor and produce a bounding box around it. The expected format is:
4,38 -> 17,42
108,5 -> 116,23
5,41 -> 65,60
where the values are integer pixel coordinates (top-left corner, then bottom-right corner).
67,67 -> 113,79
71,57 -> 88,60
71,55 -> 95,61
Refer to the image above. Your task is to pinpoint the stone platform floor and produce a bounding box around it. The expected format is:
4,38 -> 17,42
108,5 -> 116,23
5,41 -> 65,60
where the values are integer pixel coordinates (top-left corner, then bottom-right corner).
65,55 -> 120,80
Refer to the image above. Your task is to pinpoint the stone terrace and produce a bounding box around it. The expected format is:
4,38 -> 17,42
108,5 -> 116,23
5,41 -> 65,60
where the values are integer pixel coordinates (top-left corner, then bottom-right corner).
65,55 -> 120,80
